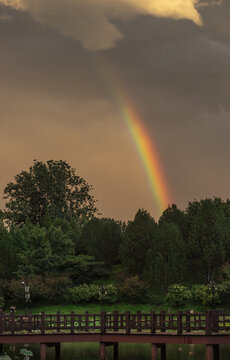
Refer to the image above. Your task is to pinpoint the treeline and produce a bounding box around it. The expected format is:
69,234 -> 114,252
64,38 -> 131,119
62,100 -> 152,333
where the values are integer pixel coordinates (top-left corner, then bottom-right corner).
0,160 -> 229,307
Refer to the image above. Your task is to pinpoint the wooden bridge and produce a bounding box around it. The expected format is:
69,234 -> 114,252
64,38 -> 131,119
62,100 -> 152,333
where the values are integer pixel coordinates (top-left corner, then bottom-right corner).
1,310 -> 230,360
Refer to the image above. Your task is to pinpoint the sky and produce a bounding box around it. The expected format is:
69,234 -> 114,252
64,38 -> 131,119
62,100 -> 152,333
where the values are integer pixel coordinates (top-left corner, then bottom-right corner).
0,0 -> 229,221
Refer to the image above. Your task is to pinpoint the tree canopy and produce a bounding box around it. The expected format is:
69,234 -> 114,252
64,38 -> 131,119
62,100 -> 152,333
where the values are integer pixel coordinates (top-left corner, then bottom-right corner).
4,160 -> 97,226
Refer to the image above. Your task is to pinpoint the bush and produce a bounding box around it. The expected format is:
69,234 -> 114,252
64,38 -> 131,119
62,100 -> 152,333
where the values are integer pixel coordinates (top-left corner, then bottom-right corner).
118,275 -> 147,303
0,294 -> 5,310
67,284 -> 99,304
7,275 -> 72,303
66,284 -> 118,304
98,284 -> 118,304
192,283 -> 222,306
166,284 -> 192,307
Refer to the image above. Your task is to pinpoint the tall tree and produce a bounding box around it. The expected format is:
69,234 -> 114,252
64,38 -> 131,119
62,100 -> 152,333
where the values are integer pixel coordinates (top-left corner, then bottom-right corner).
147,222 -> 185,290
4,160 -> 97,226
159,204 -> 187,239
79,217 -> 123,268
186,198 -> 230,283
119,209 -> 157,276
0,219 -> 17,279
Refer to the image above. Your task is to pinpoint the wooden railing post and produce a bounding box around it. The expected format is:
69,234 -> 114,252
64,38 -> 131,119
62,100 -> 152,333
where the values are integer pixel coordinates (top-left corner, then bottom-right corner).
57,311 -> 60,333
212,310 -> 219,333
28,313 -> 32,332
205,311 -> 212,335
41,312 -> 45,335
71,311 -> 75,334
177,311 -> 182,335
137,311 -> 142,332
113,311 -> 118,332
11,310 -> 15,335
160,311 -> 166,332
186,311 -> 190,333
151,311 -> 156,334
101,311 -> 106,333
125,311 -> 130,334
0,312 -> 3,333
85,311 -> 89,332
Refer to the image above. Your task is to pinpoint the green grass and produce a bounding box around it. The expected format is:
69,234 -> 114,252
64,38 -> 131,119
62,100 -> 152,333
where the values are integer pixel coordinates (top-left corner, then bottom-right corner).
12,302 -> 209,315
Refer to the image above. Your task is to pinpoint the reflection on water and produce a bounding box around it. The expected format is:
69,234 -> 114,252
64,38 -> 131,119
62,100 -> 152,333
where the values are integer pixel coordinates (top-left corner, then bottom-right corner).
2,342 -> 230,360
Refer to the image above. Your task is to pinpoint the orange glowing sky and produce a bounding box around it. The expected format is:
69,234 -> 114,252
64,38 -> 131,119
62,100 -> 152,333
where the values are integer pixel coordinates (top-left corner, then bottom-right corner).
0,0 -> 229,221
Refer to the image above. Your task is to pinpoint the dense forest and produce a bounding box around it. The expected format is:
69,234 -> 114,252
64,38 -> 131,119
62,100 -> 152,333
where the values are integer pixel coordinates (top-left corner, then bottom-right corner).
0,160 -> 230,308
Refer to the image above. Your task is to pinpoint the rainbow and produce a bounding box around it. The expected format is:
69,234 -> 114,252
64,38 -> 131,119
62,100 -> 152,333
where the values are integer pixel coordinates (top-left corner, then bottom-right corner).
119,100 -> 171,216
98,57 -> 171,217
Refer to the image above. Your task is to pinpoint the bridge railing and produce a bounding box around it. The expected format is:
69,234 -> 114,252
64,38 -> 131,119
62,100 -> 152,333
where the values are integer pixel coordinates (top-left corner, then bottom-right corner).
0,310 -> 229,336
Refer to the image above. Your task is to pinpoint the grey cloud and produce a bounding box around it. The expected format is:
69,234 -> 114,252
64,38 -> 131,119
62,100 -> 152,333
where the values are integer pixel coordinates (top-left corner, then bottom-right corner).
0,0 -> 220,50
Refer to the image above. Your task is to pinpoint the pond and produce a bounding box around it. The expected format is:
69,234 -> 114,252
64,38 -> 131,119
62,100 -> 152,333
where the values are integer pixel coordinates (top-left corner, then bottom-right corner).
1,343 -> 230,360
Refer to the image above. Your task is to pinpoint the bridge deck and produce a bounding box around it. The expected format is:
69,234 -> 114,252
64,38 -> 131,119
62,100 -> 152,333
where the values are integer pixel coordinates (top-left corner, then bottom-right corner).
1,310 -> 230,359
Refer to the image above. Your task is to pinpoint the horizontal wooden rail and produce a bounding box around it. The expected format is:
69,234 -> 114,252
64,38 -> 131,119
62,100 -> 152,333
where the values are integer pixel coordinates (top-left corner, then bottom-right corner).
0,310 -> 229,336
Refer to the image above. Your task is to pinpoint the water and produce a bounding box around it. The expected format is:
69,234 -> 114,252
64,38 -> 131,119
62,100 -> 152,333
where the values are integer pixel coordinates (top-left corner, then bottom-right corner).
2,343 -> 230,360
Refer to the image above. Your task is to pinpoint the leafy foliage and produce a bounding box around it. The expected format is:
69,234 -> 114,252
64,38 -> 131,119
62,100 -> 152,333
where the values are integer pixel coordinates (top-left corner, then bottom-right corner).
186,198 -> 229,283
192,283 -> 223,306
66,284 -> 117,304
166,284 -> 192,307
79,218 -> 123,268
117,275 -> 147,303
0,294 -> 5,310
4,160 -> 97,226
7,275 -> 72,302
119,209 -> 157,276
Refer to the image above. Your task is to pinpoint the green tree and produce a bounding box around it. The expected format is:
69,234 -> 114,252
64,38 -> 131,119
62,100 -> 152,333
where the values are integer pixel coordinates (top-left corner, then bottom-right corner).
46,225 -> 75,272
186,198 -> 230,283
147,222 -> 185,290
119,209 -> 157,276
0,219 -> 17,279
4,159 -> 97,226
79,217 -> 123,268
64,254 -> 108,285
11,222 -> 52,276
159,204 -> 187,239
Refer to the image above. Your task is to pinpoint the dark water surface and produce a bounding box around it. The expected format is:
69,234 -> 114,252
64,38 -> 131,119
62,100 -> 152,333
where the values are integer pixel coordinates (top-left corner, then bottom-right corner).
4,343 -> 230,360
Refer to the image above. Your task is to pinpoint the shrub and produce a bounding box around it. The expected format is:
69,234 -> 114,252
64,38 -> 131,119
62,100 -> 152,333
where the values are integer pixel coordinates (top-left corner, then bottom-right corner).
67,284 -> 99,304
118,275 -> 147,303
0,294 -> 5,310
66,284 -> 118,304
166,284 -> 192,307
192,284 -> 222,306
7,275 -> 72,303
98,284 -> 118,304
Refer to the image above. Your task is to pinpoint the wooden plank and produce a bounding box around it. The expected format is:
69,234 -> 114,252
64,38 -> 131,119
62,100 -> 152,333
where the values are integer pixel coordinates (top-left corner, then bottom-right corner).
206,311 -> 212,336
151,311 -> 156,334
151,344 -> 158,360
85,311 -> 89,332
160,311 -> 166,332
125,311 -> 130,334
71,312 -> 75,334
100,342 -> 106,360
113,311 -> 118,332
137,311 -> 142,333
101,311 -> 106,333
11,311 -> 15,335
40,343 -> 46,360
41,312 -> 45,335
177,311 -> 182,335
0,312 -> 3,333
57,312 -> 60,333
186,311 -> 191,333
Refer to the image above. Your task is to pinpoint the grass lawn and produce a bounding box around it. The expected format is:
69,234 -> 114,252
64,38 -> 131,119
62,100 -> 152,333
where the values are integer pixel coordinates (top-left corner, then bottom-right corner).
12,302 -> 208,314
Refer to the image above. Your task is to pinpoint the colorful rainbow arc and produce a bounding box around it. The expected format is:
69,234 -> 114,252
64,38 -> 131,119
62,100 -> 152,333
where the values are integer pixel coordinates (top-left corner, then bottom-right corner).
97,56 -> 171,217
120,102 -> 171,216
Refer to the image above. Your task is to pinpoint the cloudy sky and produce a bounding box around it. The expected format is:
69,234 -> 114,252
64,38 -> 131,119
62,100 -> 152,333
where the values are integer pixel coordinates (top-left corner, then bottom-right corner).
0,0 -> 229,221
